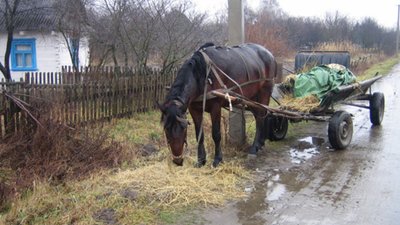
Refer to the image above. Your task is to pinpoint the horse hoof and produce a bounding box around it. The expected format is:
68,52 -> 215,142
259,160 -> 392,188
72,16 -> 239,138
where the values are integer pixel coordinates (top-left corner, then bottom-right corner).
195,160 -> 206,168
249,145 -> 261,155
247,153 -> 257,159
212,160 -> 223,168
248,148 -> 258,155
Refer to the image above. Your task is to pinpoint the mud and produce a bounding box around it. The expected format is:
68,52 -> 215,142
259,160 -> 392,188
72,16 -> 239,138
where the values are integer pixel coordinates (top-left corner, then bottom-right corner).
198,65 -> 400,225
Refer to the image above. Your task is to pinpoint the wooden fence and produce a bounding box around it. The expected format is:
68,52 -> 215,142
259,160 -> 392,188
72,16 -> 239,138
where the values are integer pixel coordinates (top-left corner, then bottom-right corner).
0,66 -> 176,137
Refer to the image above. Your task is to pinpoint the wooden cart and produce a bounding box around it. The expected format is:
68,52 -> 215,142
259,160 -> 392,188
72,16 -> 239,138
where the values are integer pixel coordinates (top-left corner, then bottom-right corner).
211,75 -> 384,149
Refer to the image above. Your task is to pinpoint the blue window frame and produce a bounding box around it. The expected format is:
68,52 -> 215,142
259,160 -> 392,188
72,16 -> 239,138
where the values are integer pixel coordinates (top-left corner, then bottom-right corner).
11,38 -> 37,71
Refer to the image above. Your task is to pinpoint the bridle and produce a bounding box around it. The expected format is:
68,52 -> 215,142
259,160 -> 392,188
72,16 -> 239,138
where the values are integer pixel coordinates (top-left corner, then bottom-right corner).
164,98 -> 189,160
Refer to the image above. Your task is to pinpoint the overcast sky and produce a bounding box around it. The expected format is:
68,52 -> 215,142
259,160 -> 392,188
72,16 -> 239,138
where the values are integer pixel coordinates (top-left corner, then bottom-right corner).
194,0 -> 400,29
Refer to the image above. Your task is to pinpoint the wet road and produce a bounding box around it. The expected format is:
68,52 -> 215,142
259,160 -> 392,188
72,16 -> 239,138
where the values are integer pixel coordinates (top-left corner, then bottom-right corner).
201,64 -> 400,225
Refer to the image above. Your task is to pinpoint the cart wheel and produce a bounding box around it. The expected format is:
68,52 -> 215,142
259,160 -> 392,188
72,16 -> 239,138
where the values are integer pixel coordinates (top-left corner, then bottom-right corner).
266,115 -> 289,141
370,92 -> 385,125
328,111 -> 353,149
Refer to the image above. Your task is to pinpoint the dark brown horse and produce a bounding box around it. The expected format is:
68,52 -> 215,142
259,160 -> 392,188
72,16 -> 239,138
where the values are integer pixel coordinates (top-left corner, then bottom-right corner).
159,43 -> 277,167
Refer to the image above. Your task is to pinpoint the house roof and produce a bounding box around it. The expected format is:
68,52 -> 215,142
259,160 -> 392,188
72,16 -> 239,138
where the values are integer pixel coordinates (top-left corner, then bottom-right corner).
0,0 -> 87,33
0,10 -> 58,32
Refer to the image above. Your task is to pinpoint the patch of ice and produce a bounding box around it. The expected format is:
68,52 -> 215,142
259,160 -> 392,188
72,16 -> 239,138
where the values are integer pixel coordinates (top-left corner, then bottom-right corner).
290,147 -> 319,164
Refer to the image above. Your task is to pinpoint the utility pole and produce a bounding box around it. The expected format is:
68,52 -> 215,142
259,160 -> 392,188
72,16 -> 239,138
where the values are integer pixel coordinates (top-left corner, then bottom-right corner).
397,4 -> 400,54
227,0 -> 246,147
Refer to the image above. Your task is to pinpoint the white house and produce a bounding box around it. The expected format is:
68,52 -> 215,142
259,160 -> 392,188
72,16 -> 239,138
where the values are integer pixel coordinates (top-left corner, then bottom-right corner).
0,9 -> 90,82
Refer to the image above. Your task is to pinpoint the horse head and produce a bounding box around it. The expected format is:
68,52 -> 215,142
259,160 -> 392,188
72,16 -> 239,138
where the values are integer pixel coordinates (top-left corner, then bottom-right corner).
159,99 -> 189,166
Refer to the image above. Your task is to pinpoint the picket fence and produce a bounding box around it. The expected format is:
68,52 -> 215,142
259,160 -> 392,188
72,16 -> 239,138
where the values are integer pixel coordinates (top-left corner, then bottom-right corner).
0,66 -> 176,137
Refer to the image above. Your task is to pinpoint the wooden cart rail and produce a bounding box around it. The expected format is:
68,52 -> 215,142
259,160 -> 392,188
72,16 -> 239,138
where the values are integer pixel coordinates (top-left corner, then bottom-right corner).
210,90 -> 327,121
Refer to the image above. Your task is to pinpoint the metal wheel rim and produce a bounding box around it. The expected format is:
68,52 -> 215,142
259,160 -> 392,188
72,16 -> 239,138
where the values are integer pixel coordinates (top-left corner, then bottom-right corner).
339,121 -> 349,140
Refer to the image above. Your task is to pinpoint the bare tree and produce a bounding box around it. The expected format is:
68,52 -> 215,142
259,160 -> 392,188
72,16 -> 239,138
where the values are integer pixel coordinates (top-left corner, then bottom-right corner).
88,0 -> 212,74
353,17 -> 383,49
324,11 -> 353,42
0,0 -> 20,81
53,0 -> 90,71
88,0 -> 132,67
245,5 -> 290,57
155,1 -> 207,74
0,0 -> 50,81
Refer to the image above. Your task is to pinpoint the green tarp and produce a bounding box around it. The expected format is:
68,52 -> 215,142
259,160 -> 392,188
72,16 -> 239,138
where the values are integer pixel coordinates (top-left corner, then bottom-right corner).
294,64 -> 356,101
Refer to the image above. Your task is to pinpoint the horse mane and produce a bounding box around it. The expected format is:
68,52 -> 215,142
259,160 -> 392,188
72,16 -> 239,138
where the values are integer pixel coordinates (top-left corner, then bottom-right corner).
162,43 -> 212,130
165,44 -> 211,103
198,42 -> 215,50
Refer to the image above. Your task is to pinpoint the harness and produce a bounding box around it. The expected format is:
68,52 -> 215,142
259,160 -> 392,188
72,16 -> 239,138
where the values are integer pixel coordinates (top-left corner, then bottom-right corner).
194,49 -> 274,142
164,99 -> 188,160
166,47 -> 275,158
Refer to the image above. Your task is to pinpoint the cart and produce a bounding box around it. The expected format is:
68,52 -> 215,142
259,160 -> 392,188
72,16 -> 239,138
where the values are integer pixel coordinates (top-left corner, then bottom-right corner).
211,74 -> 384,149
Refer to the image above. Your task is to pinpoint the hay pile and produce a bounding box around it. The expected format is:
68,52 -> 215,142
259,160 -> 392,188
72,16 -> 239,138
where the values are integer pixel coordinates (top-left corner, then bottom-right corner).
1,158 -> 252,225
110,159 -> 251,208
279,74 -> 320,113
280,94 -> 320,113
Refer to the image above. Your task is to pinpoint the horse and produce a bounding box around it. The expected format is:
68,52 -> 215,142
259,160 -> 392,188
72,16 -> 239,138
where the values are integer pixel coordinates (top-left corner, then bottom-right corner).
159,43 -> 277,167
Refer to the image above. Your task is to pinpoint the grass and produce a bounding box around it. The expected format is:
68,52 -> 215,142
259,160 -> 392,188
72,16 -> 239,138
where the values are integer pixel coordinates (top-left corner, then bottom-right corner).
108,111 -> 163,145
357,54 -> 400,80
0,111 -> 253,225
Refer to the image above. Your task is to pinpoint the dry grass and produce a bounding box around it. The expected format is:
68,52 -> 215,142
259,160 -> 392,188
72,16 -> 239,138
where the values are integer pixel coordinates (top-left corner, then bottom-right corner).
312,40 -> 388,75
1,159 -> 250,225
111,159 -> 250,207
0,99 -> 132,216
313,40 -> 367,56
0,110 -> 253,225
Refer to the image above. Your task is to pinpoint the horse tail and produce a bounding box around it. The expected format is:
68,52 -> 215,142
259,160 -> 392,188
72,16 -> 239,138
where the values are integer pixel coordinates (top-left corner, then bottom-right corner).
266,54 -> 277,83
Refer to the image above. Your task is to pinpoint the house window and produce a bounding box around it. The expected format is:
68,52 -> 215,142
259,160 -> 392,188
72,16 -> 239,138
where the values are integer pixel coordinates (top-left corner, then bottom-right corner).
11,38 -> 37,71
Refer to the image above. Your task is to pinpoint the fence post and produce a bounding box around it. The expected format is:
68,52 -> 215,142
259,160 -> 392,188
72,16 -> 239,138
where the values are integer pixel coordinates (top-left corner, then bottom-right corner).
4,82 -> 19,136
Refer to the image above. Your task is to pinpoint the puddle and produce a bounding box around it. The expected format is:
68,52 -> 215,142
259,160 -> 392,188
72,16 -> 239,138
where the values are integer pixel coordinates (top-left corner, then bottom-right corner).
266,181 -> 287,201
263,174 -> 287,202
290,147 -> 319,164
300,136 -> 325,146
289,137 -> 323,164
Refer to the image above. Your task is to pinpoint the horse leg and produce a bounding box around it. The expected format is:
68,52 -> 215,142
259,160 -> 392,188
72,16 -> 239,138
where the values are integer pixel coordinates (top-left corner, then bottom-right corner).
210,105 -> 223,167
189,108 -> 207,167
249,87 -> 272,155
249,109 -> 267,155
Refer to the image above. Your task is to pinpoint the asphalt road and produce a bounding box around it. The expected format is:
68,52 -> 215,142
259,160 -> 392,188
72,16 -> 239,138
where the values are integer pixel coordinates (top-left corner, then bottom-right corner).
201,64 -> 400,225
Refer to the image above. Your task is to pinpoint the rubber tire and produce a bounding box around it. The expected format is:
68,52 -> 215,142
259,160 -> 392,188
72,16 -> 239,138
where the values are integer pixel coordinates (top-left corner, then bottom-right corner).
370,92 -> 385,125
328,111 -> 353,150
266,115 -> 289,141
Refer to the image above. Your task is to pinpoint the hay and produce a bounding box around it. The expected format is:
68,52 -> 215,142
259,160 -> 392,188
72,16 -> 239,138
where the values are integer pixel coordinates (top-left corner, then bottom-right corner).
280,73 -> 320,113
280,94 -> 320,113
284,74 -> 297,84
110,158 -> 251,208
1,158 -> 252,225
